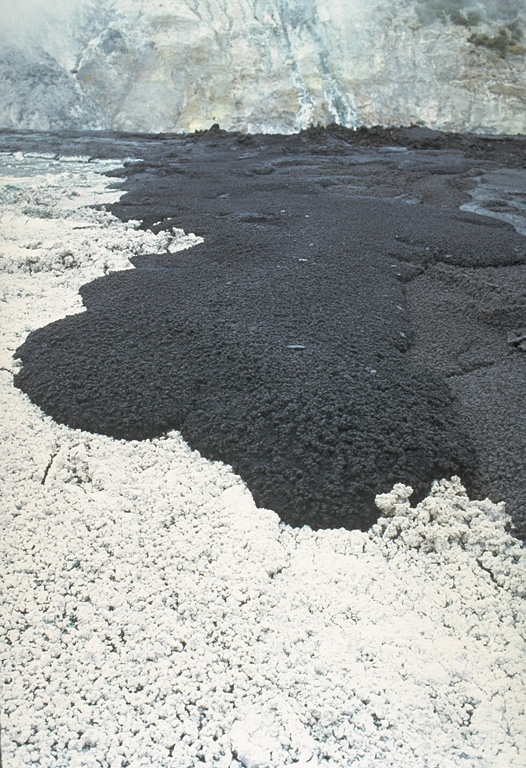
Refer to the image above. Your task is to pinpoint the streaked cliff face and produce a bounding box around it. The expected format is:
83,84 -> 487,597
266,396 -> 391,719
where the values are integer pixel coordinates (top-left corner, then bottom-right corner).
1,0 -> 525,134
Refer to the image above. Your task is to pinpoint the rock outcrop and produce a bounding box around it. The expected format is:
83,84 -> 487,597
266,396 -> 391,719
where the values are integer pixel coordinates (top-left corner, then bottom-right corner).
1,0 -> 525,134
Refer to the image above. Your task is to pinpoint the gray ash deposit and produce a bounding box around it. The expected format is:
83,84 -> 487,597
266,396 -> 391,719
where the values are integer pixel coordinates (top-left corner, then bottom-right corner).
12,126 -> 526,533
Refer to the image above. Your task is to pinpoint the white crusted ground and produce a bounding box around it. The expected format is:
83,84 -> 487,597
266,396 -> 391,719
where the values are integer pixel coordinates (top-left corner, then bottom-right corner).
1,151 -> 525,768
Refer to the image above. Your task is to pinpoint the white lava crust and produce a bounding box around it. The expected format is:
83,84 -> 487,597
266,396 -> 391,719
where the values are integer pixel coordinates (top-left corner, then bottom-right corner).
1,151 -> 525,768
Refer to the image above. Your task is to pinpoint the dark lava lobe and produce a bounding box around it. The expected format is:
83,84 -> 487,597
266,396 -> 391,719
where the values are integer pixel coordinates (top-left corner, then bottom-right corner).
13,128 -> 526,531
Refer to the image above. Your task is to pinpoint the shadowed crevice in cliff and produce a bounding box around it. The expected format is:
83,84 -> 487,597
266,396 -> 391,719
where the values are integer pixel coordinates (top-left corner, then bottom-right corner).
13,129 -> 526,531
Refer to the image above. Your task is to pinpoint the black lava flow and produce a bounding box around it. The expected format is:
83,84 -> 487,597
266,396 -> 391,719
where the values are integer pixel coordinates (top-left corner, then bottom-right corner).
13,127 -> 526,531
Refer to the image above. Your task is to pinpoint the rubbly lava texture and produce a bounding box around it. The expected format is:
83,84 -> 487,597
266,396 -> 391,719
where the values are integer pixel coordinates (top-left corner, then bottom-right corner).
14,126 -> 526,531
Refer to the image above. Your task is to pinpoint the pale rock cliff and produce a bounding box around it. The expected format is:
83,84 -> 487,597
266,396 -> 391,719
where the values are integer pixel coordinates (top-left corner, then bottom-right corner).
1,0 -> 525,134
0,46 -> 108,131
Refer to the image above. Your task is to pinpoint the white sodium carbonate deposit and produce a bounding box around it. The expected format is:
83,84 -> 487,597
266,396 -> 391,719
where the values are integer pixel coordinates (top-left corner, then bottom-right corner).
1,150 -> 525,768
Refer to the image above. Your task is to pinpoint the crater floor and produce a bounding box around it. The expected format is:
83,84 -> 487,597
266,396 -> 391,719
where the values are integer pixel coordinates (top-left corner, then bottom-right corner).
10,125 -> 526,535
